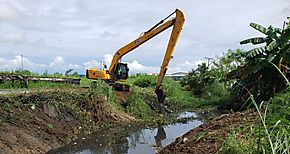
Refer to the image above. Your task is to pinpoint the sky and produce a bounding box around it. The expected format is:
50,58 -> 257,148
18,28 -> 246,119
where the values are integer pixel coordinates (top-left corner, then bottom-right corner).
0,0 -> 289,74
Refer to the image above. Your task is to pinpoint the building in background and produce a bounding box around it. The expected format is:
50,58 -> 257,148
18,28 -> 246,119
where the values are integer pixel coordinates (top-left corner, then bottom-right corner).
165,72 -> 188,81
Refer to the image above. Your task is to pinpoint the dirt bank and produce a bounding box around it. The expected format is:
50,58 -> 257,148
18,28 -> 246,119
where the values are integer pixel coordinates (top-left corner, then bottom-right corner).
0,90 -> 135,154
159,110 -> 257,154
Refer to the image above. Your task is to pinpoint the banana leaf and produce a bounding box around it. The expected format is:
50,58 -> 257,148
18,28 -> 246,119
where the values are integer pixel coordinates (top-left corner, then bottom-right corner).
250,23 -> 268,34
247,46 -> 266,58
266,40 -> 278,51
240,37 -> 266,45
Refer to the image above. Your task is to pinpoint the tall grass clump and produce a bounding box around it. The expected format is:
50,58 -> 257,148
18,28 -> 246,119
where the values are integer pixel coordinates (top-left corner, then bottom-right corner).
126,87 -> 158,122
163,78 -> 199,109
80,78 -> 93,87
199,81 -> 233,107
222,89 -> 290,154
89,80 -> 121,111
127,75 -> 156,88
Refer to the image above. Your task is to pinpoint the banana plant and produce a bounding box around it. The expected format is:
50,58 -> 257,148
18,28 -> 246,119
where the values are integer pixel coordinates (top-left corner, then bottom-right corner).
228,18 -> 290,105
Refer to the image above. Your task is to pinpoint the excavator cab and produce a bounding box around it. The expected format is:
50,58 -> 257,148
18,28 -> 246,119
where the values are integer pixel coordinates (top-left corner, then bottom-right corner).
110,63 -> 130,91
113,63 -> 129,80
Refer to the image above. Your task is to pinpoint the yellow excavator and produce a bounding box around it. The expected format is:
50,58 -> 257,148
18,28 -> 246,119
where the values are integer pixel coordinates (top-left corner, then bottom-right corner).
86,9 -> 185,103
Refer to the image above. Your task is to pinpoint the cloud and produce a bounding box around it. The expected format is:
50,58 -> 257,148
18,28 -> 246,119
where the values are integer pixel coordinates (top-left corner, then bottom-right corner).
48,56 -> 66,72
83,60 -> 99,69
2,31 -> 25,44
0,53 -> 202,75
100,30 -> 120,38
0,0 -> 289,74
0,2 -> 19,20
0,55 -> 45,72
127,60 -> 159,74
103,54 -> 113,66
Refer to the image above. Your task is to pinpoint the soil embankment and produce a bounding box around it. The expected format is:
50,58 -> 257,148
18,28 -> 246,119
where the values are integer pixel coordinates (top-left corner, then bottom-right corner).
0,89 -> 135,153
159,110 -> 257,154
0,88 -> 259,154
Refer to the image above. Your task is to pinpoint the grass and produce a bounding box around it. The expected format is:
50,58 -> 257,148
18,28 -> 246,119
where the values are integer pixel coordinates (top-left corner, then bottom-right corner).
163,78 -> 200,109
221,88 -> 290,154
88,79 -> 124,113
80,78 -> 93,87
0,80 -> 76,89
128,75 -> 201,110
126,86 -> 159,122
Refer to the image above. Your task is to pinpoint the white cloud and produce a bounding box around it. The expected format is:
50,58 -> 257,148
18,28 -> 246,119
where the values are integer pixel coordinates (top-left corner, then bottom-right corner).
0,53 -> 206,75
0,55 -> 45,72
127,60 -> 159,74
100,30 -> 120,38
0,2 -> 19,20
103,53 -> 113,66
0,0 -> 289,69
68,63 -> 80,69
0,0 -> 289,75
83,60 -> 98,69
2,31 -> 25,44
48,56 -> 66,72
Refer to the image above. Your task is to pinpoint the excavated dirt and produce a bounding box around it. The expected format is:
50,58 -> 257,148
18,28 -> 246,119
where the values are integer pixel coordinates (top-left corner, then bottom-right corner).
0,89 -> 136,154
159,110 -> 257,154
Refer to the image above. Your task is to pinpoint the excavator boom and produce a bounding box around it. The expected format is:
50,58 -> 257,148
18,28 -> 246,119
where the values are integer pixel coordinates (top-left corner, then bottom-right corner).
86,9 -> 185,104
155,9 -> 185,102
108,9 -> 185,103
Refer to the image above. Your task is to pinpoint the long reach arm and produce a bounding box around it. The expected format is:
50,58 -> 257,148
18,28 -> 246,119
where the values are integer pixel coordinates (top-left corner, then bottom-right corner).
109,9 -> 185,102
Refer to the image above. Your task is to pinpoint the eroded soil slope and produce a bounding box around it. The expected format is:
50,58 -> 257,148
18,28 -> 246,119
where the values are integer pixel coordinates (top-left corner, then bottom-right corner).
0,90 -> 135,154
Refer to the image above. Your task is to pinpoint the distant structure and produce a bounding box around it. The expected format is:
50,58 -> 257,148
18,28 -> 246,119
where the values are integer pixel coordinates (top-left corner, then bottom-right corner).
165,72 -> 188,81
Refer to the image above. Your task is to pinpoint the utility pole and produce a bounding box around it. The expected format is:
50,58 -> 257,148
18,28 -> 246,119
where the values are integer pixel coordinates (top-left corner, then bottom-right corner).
21,54 -> 24,72
205,57 -> 213,67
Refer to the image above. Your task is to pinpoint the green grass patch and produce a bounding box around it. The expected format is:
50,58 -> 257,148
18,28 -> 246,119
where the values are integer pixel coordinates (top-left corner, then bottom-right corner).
221,88 -> 290,154
163,78 -> 200,109
80,78 -> 93,87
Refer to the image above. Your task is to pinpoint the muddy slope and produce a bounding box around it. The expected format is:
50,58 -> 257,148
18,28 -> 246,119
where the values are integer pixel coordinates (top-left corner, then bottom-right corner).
159,110 -> 257,154
0,90 -> 135,154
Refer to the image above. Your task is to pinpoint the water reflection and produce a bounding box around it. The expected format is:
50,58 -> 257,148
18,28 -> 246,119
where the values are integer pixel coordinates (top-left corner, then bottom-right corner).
47,112 -> 202,154
154,126 -> 166,148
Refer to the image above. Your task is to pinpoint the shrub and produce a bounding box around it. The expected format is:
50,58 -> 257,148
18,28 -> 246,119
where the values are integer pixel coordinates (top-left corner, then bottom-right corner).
132,75 -> 156,88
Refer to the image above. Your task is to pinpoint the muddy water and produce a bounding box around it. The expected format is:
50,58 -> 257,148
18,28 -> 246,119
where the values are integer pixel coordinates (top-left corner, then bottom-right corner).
48,112 -> 202,154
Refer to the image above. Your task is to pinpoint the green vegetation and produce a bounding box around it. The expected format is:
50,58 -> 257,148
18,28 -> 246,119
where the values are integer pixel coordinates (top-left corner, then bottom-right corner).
89,80 -> 121,112
180,49 -> 242,108
0,69 -> 82,89
0,80 -> 76,89
80,77 -> 93,87
125,74 -> 201,125
228,19 -> 290,105
0,90 -> 116,129
220,18 -> 290,153
127,74 -> 199,109
178,18 -> 289,153
222,89 -> 290,154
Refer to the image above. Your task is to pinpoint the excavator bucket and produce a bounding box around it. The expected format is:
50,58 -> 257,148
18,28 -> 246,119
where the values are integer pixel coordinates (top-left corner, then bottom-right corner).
155,88 -> 166,103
